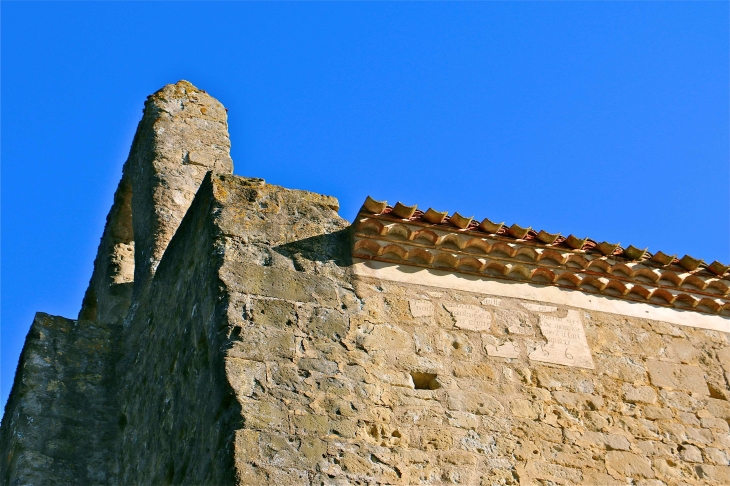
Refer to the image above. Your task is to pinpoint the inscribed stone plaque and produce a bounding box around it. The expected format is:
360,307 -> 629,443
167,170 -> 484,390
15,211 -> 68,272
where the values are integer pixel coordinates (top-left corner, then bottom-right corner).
409,300 -> 434,317
521,303 -> 558,313
443,303 -> 492,331
485,341 -> 521,359
481,297 -> 502,307
529,310 -> 594,369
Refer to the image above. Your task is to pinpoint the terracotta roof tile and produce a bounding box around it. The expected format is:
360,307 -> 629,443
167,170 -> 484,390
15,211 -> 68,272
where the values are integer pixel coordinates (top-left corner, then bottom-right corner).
352,196 -> 730,317
358,196 -> 726,273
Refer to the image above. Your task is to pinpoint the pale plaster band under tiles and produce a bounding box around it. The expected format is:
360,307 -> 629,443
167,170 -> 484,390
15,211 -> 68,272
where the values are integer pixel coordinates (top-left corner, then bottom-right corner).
353,258 -> 730,333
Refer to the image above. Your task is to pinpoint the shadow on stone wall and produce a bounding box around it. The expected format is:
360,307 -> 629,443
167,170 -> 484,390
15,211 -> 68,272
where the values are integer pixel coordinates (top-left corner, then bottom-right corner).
272,227 -> 354,268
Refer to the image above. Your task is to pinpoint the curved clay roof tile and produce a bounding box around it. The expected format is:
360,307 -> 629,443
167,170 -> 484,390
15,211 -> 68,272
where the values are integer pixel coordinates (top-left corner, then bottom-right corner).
507,223 -> 531,239
449,212 -> 473,230
623,245 -> 649,261
356,198 -> 729,278
363,196 -> 387,214
536,230 -> 561,245
391,202 -> 417,219
423,208 -> 448,224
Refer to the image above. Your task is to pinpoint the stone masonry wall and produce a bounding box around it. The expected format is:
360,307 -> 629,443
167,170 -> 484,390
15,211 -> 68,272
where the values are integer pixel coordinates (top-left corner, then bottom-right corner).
2,81 -> 236,485
328,279 -> 730,485
118,171 -> 351,484
211,171 -> 730,485
79,79 -> 234,324
212,174 -> 352,484
0,314 -> 119,485
112,169 -> 730,485
115,173 -> 238,485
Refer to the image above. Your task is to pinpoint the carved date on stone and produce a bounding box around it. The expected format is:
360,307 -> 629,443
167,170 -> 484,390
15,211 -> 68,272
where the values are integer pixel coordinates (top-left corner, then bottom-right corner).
528,310 -> 594,369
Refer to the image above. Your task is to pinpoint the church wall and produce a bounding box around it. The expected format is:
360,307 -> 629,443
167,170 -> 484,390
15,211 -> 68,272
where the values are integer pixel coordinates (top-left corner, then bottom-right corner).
212,172 -> 730,485
338,275 -> 730,485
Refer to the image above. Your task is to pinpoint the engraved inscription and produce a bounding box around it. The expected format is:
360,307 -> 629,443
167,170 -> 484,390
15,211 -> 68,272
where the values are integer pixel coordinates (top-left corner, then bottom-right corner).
529,310 -> 594,369
409,300 -> 434,317
481,297 -> 502,307
521,303 -> 558,313
443,303 -> 492,331
485,341 -> 520,359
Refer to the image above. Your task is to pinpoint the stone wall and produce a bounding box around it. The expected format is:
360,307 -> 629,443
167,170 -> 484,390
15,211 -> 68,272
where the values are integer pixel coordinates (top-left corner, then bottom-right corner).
2,80 -> 236,485
208,171 -> 730,485
79,79 -> 234,324
0,313 -> 118,485
211,174 -> 353,484
115,173 -> 237,485
114,171 -> 352,484
326,278 -> 730,485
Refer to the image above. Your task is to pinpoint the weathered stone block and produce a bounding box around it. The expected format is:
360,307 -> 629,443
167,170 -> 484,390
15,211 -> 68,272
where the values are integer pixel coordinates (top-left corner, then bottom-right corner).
303,307 -> 350,341
535,366 -> 595,393
225,357 -> 266,399
447,390 -> 504,415
222,263 -> 340,307
704,447 -> 729,465
606,451 -> 655,479
239,399 -> 289,431
680,444 -> 704,463
623,383 -> 658,404
356,323 -> 413,353
520,460 -> 583,484
228,326 -> 296,361
705,398 -> 730,420
644,406 -> 675,421
696,464 -> 730,483
246,298 -> 297,328
647,359 -> 709,395
511,398 -> 539,419
421,428 -> 454,450
702,417 -> 730,432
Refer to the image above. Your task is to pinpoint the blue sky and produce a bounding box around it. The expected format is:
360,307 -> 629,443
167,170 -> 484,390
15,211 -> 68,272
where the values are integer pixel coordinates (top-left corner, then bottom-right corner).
2,2 -> 728,411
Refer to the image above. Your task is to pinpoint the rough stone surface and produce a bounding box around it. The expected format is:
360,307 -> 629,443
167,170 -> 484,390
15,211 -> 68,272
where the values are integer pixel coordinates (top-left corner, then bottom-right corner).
79,79 -> 234,323
0,314 -> 118,485
3,82 -> 730,485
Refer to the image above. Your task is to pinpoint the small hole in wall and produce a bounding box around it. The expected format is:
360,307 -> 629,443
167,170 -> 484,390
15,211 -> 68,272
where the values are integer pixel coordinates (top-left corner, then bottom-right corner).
411,372 -> 441,390
452,342 -> 460,350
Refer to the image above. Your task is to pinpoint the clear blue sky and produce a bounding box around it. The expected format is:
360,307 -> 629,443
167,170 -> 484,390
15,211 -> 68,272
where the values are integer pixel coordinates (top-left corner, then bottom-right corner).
2,2 -> 728,411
